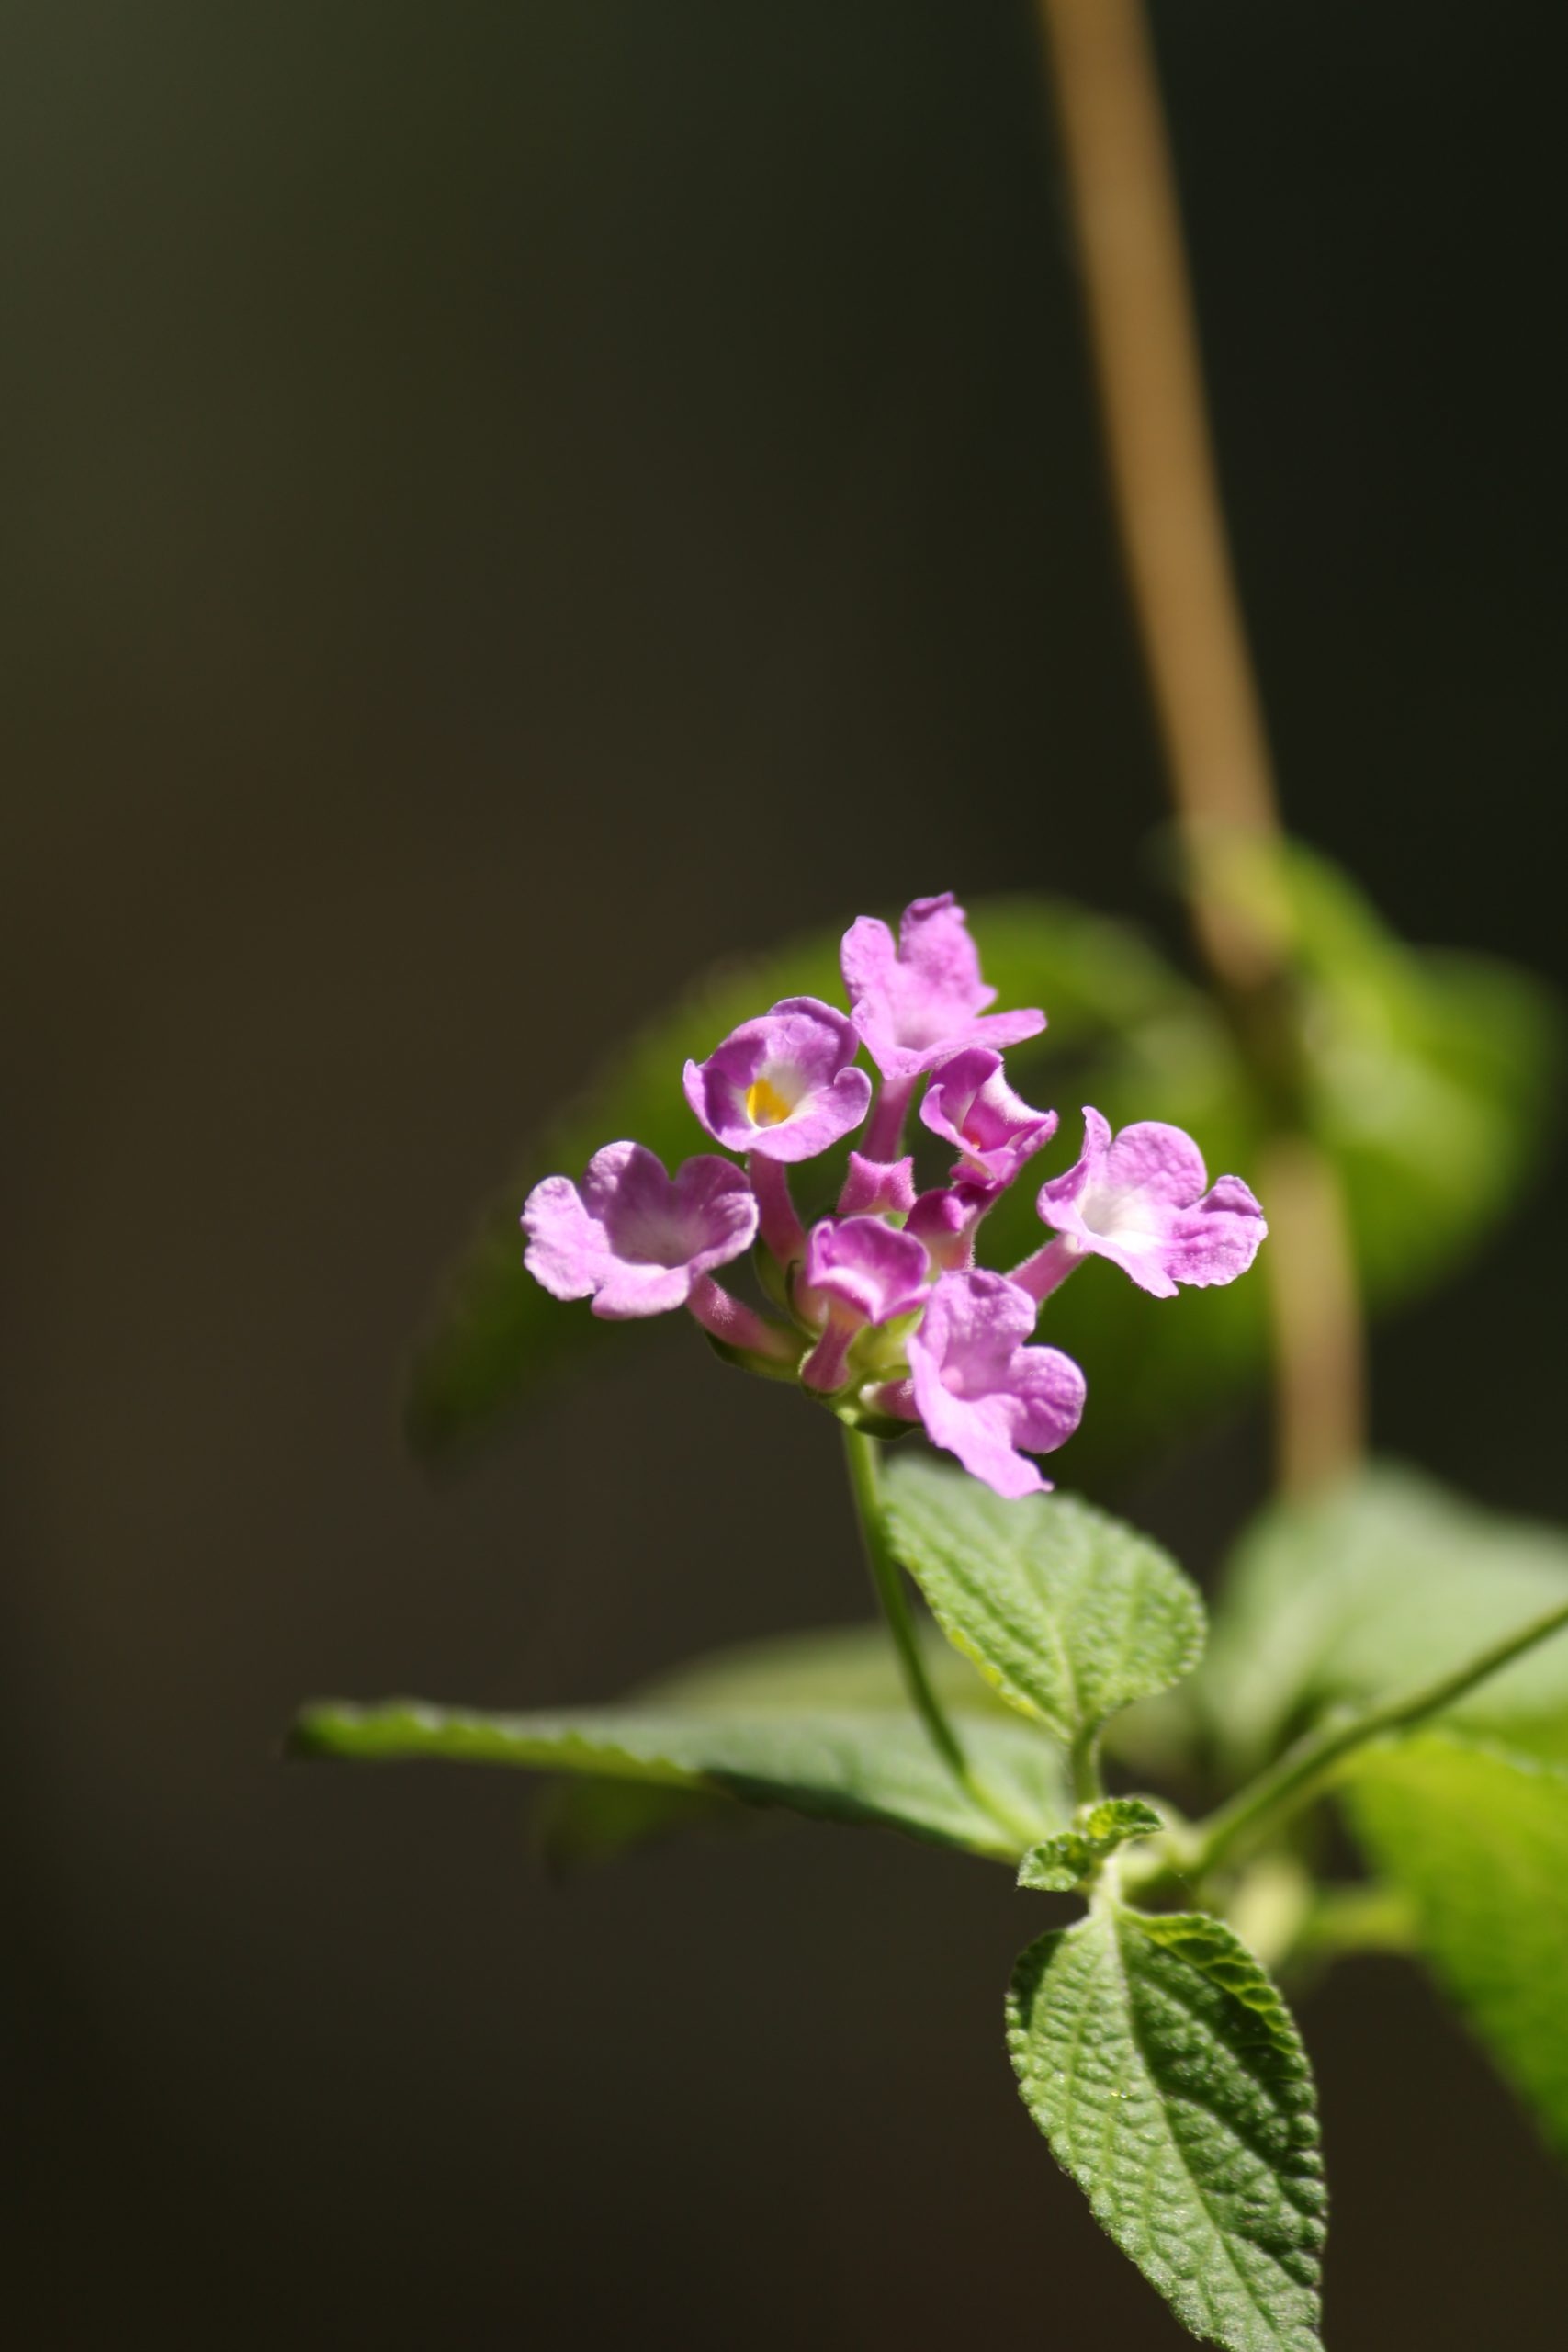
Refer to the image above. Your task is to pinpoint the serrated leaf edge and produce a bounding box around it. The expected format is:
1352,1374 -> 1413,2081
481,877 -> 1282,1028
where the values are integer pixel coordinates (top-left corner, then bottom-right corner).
1007,1905 -> 1325,2352
885,1472 -> 1206,1740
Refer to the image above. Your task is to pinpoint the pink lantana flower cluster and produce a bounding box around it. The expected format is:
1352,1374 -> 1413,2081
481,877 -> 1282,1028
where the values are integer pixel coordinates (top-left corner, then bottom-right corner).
523,895 -> 1266,1498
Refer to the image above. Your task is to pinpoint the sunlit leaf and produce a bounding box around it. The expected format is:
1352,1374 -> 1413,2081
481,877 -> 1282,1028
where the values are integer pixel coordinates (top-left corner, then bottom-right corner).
1195,1464 -> 1568,1775
1008,1904 -> 1326,2350
630,1615 -> 1013,1717
292,1694 -> 1065,1860
1346,1730 -> 1568,2158
880,1453 -> 1204,1741
1278,842 -> 1559,1302
539,1615 -> 1021,1867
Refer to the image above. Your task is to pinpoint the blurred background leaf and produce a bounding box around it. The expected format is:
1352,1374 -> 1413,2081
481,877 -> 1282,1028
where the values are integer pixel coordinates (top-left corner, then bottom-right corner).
1267,841 -> 1561,1304
407,860 -> 1559,1486
1194,1463 -> 1568,1774
1346,1731 -> 1568,2160
613,1615 -> 1013,1717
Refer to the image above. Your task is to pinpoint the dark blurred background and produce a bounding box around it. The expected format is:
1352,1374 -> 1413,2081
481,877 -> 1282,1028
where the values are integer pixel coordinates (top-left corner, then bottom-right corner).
4,4 -> 1566,2344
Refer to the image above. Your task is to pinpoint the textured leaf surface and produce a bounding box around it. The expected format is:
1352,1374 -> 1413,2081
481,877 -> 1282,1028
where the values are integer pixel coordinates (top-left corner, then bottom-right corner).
1198,1464 -> 1568,1772
1346,1731 -> 1568,2157
293,1697 -> 1066,1859
406,867 -> 1556,1470
1018,1796 -> 1165,1892
882,1453 -> 1204,1740
1008,1905 -> 1325,2351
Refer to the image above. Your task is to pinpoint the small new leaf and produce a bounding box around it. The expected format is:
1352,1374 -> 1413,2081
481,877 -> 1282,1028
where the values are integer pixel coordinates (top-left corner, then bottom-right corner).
1346,1729 -> 1568,2157
1008,1905 -> 1326,2352
881,1453 -> 1204,1741
292,1695 -> 1066,1860
1018,1796 -> 1165,1892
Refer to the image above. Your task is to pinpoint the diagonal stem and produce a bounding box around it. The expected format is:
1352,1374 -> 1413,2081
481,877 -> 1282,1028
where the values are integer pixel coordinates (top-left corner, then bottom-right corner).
1037,0 -> 1280,869
842,1427 -> 972,1784
1162,1593 -> 1568,1888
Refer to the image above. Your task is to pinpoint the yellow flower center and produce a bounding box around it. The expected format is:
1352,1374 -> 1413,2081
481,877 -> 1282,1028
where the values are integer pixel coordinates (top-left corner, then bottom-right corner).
746,1075 -> 795,1127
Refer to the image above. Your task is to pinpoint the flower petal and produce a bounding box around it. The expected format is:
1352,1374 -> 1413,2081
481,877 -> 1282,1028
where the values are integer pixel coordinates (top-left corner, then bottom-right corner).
1101,1120 -> 1209,1206
1036,1109 -> 1264,1298
803,1215 -> 930,1327
683,995 -> 870,1160
522,1174 -> 608,1302
919,1046 -> 1057,1184
1164,1173 -> 1268,1287
523,1143 -> 758,1320
839,1151 -> 918,1217
906,1270 -> 1083,1498
841,895 -> 1044,1080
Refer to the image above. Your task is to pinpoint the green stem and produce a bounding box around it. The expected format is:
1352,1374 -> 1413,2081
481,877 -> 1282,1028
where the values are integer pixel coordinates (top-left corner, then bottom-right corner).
1069,1728 -> 1105,1809
842,1428 -> 971,1786
840,1429 -> 1036,1849
1168,1593 -> 1568,1886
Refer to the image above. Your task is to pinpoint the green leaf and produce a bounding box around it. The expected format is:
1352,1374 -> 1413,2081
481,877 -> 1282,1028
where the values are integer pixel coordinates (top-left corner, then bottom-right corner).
539,1616 -> 1020,1868
1017,1796 -> 1165,1892
880,1453 -> 1204,1742
291,1696 -> 1066,1860
1345,1730 -> 1568,2159
1008,1904 -> 1326,2352
632,1616 -> 1013,1717
1268,842 -> 1560,1305
1197,1463 -> 1568,1775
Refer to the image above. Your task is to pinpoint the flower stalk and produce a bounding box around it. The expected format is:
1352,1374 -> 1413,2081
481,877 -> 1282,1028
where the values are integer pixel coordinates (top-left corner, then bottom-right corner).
841,1425 -> 973,1789
748,1151 -> 805,1268
1035,0 -> 1365,1495
841,1427 -> 1039,1850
